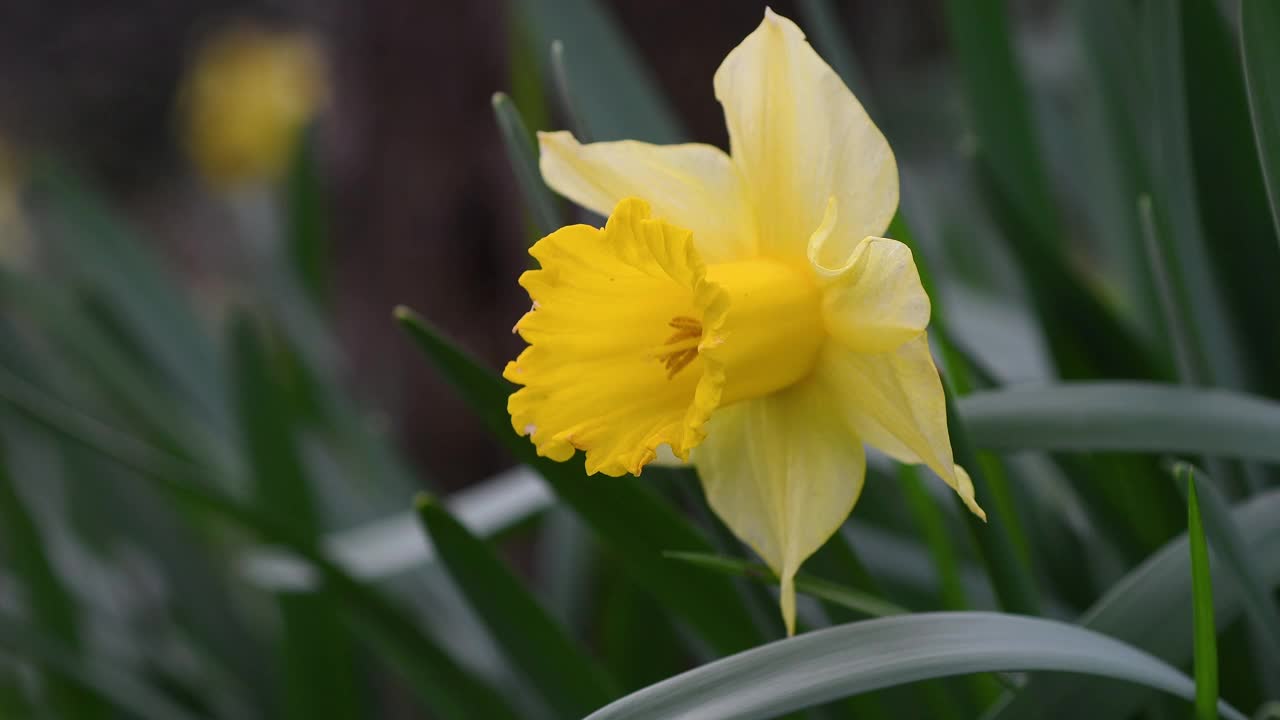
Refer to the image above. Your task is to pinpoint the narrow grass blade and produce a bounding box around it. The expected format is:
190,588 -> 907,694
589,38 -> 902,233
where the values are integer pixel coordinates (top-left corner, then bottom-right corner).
1181,465 -> 1219,720
898,464 -> 970,611
1138,194 -> 1199,382
395,306 -> 766,654
493,92 -> 562,237
415,494 -> 618,717
0,615 -> 202,720
944,382 -> 1040,616
1242,0 -> 1280,248
230,316 -> 359,720
986,488 -> 1280,719
584,612 -> 1247,720
1179,465 -> 1280,666
960,382 -> 1280,461
663,552 -> 907,620
513,0 -> 682,143
0,364 -> 519,720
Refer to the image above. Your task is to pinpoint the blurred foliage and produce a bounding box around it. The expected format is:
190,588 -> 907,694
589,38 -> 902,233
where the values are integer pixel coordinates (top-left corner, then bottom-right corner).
0,1 -> 1278,719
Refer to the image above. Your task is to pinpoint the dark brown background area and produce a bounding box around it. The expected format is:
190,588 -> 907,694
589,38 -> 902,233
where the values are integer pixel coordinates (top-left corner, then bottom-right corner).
0,0 -> 951,490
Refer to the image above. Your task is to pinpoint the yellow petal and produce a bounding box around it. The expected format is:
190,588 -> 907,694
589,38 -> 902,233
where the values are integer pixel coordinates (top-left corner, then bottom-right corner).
819,336 -> 986,520
538,131 -> 755,263
816,235 -> 931,354
713,9 -> 897,266
505,198 -> 728,476
693,376 -> 867,635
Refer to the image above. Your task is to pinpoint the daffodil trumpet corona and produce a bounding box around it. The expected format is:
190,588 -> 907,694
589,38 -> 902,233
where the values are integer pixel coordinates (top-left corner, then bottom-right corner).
505,8 -> 985,635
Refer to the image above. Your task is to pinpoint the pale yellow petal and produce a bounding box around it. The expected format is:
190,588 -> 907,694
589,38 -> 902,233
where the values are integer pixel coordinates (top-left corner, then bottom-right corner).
713,9 -> 897,266
816,235 -> 931,354
819,336 -> 985,519
692,376 -> 867,635
537,131 -> 755,263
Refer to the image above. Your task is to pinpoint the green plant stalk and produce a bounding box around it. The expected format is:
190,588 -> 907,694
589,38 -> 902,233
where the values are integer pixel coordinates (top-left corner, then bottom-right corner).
943,381 -> 1041,616
415,493 -> 619,717
1242,0 -> 1280,250
492,93 -> 563,237
1182,465 -> 1220,720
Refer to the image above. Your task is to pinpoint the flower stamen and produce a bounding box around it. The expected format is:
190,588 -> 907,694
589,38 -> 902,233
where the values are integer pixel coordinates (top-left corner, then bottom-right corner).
658,316 -> 703,378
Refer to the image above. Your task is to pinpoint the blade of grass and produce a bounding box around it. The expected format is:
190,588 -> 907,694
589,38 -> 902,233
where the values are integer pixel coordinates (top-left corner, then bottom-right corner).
493,93 -> 562,237
1180,465 -> 1220,720
585,612 -> 1248,720
415,493 -> 618,717
395,306 -> 766,654
549,40 -> 592,142
0,363 -> 519,720
1242,0 -> 1280,248
663,551 -> 907,620
1177,465 -> 1280,667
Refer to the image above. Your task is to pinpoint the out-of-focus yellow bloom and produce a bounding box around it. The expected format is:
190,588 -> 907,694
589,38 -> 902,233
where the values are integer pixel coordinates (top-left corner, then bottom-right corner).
0,138 -> 29,265
181,23 -> 324,186
506,9 -> 985,635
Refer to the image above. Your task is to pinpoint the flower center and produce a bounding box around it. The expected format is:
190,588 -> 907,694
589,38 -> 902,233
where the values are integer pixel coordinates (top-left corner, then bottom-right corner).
700,258 -> 824,406
658,316 -> 703,378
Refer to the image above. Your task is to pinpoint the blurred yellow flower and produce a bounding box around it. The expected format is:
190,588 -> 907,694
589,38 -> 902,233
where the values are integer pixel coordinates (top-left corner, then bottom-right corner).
181,23 -> 325,187
506,9 -> 984,635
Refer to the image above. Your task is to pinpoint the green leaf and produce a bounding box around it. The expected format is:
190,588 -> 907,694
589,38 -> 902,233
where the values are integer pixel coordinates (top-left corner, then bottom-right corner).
1242,0 -> 1280,248
0,438 -> 109,719
1181,465 -> 1219,720
986,488 -> 1280,719
960,382 -> 1280,461
284,127 -> 332,307
229,315 -> 360,720
0,614 -> 202,720
513,0 -> 682,143
0,363 -> 519,720
395,307 -> 766,655
492,92 -> 563,237
584,612 -> 1248,720
663,551 -> 907,620
944,382 -> 1041,616
1179,466 -> 1280,670
415,493 -> 618,717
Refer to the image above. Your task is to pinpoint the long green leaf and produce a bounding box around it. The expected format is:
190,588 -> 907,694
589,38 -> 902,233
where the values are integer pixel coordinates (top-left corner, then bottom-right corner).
960,382 -> 1280,461
230,316 -> 359,720
0,438 -> 108,719
944,382 -> 1040,616
493,92 -> 562,237
1242,0 -> 1280,248
1182,466 -> 1280,667
986,488 -> 1280,719
1182,465 -> 1219,720
584,612 -> 1247,720
512,0 -> 682,143
415,494 -> 618,717
0,363 -> 519,720
284,127 -> 331,307
395,306 -> 766,654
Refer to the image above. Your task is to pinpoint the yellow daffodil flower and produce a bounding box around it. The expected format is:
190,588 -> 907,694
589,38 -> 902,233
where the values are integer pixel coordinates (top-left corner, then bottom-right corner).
181,24 -> 325,187
505,9 -> 985,635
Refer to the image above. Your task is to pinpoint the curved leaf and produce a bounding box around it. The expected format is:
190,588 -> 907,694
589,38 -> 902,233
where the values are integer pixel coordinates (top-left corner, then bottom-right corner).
584,612 -> 1247,720
961,382 -> 1280,460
